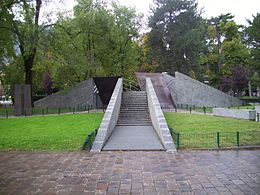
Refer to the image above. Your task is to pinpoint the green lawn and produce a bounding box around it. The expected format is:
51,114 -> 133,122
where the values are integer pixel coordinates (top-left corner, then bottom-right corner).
0,113 -> 103,151
229,105 -> 256,109
164,112 -> 260,148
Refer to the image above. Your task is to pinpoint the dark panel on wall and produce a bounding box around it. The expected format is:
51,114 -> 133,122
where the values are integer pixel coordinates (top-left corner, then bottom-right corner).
93,77 -> 120,106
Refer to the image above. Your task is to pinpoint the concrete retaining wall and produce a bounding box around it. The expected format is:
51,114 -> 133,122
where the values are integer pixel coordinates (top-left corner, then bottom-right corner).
213,108 -> 256,120
256,106 -> 260,121
91,78 -> 123,152
164,72 -> 243,107
34,79 -> 96,108
256,106 -> 260,114
146,78 -> 176,152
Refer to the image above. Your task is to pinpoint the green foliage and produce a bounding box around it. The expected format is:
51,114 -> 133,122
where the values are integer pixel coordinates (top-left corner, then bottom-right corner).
0,1 -> 259,98
32,0 -> 142,90
147,0 -> 206,75
246,13 -> 260,95
221,38 -> 250,66
0,113 -> 103,151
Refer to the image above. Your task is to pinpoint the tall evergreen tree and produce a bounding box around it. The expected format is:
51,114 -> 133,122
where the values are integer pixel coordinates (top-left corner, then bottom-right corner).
147,0 -> 206,76
246,13 -> 260,96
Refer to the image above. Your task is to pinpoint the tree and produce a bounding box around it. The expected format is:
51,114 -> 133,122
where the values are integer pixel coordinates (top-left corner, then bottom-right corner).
0,0 -> 43,105
39,0 -> 142,88
206,13 -> 235,75
43,73 -> 52,95
246,13 -> 260,96
147,0 -> 206,76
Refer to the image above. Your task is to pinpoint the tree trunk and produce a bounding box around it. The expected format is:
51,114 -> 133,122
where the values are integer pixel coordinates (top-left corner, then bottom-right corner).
24,55 -> 35,106
257,86 -> 260,97
248,80 -> 252,97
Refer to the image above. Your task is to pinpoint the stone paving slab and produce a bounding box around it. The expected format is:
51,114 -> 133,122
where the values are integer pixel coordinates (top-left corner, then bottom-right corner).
0,150 -> 259,194
103,126 -> 165,151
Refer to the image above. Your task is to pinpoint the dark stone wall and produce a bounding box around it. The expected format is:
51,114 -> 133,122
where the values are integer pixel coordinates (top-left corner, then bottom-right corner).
164,72 -> 243,107
34,79 -> 98,108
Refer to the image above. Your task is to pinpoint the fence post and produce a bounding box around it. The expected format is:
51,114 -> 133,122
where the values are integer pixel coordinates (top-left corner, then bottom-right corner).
177,133 -> 180,149
203,107 -> 206,114
88,134 -> 92,151
169,128 -> 173,136
257,113 -> 259,122
236,131 -> 240,147
6,111 -> 8,119
217,132 -> 220,148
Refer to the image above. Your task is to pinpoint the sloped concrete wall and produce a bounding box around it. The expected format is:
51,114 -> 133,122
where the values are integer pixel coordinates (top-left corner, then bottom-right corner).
91,78 -> 123,152
164,72 -> 243,107
213,108 -> 256,120
34,79 -> 96,108
146,78 -> 176,152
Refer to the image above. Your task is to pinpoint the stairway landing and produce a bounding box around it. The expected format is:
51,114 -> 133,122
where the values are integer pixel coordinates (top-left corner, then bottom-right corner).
102,126 -> 164,151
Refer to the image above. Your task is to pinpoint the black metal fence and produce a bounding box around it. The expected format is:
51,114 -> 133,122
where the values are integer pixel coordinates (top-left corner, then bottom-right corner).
175,104 -> 213,114
82,129 -> 98,151
169,128 -> 260,149
0,104 -> 95,118
175,104 -> 259,114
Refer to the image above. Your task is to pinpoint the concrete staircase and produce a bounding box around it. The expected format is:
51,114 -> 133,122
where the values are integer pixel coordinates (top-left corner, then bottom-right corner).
117,91 -> 151,126
102,91 -> 164,151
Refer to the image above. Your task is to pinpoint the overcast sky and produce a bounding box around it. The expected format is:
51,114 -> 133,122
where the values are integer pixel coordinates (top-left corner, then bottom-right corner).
49,0 -> 260,26
120,0 -> 260,25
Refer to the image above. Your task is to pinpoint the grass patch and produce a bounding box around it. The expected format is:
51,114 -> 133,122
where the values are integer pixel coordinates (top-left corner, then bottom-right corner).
229,105 -> 256,109
165,112 -> 260,148
0,113 -> 103,151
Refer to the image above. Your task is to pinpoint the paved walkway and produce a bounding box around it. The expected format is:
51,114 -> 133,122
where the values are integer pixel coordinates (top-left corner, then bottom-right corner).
0,150 -> 259,195
103,126 -> 164,151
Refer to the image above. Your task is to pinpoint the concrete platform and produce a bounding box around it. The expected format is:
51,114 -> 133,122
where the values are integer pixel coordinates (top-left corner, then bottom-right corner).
102,126 -> 165,151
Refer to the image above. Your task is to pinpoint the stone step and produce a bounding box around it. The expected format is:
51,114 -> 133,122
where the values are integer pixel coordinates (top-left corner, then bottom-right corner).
120,109 -> 148,111
120,109 -> 148,112
117,120 -> 151,123
117,91 -> 150,126
117,124 -> 152,126
119,113 -> 149,118
122,102 -> 147,104
117,122 -> 151,125
117,118 -> 151,121
121,104 -> 148,106
119,115 -> 149,118
120,111 -> 148,113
